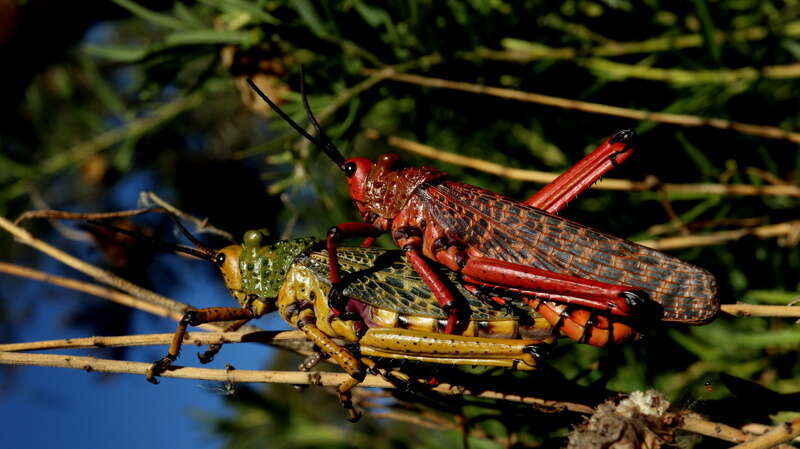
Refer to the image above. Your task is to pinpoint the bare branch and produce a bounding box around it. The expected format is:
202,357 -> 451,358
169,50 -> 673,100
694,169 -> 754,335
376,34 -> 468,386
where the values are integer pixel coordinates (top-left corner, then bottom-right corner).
720,303 -> 800,318
730,418 -> 800,449
364,71 -> 800,144
0,351 -> 393,387
680,414 -> 751,443
362,130 -> 800,198
0,215 -> 189,315
0,331 -> 306,352
638,221 -> 800,250
138,192 -> 236,243
0,262 -> 185,322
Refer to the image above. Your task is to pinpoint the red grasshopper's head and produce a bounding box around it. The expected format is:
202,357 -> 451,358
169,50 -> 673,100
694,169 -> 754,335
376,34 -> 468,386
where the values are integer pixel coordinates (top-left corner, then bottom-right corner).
245,77 -> 423,218
340,153 -> 401,203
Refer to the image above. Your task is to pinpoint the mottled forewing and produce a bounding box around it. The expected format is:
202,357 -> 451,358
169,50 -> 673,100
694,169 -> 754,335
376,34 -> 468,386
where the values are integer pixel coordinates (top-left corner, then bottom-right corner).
299,247 -> 533,320
422,182 -> 719,323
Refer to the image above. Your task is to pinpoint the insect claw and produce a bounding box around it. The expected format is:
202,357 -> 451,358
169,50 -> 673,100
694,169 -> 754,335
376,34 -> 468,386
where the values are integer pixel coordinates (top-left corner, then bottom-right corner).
610,129 -> 635,145
525,341 -> 554,360
620,290 -> 664,324
620,289 -> 650,309
146,355 -> 176,384
197,349 -> 216,364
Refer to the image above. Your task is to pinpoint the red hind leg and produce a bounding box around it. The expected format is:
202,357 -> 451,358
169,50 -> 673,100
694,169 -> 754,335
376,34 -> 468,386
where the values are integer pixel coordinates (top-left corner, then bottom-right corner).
461,256 -> 654,318
526,129 -> 636,214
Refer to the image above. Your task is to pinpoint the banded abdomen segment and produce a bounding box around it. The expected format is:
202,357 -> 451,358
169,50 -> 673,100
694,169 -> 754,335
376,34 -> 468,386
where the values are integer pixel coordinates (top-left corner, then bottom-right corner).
358,302 -> 555,341
527,299 -> 638,346
420,182 -> 719,323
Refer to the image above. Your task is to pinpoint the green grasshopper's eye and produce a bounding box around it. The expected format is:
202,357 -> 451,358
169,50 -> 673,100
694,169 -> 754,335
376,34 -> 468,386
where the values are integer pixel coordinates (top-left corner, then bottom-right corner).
215,253 -> 226,266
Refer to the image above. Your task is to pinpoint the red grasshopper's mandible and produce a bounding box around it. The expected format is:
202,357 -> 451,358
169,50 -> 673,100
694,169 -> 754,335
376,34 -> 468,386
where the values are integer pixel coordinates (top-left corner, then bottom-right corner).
247,76 -> 720,346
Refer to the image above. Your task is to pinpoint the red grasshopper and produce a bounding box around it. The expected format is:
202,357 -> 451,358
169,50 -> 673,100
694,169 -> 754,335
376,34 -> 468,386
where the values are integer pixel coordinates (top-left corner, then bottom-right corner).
247,79 -> 720,346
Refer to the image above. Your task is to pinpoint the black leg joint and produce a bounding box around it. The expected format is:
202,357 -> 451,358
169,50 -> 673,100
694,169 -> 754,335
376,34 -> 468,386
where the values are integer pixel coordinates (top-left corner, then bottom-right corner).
327,284 -> 349,312
344,342 -> 362,359
620,290 -> 663,325
610,129 -> 635,145
327,226 -> 342,242
180,311 -> 198,326
524,343 -> 552,360
351,366 -> 367,383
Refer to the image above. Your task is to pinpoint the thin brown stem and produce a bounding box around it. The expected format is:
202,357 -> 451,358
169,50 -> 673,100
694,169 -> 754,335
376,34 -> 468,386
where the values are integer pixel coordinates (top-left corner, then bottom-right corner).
364,71 -> 800,144
14,208 -> 163,226
363,129 -> 800,198
0,351 -> 394,387
0,215 -> 189,314
0,262 -> 186,322
730,418 -> 800,449
0,330 -> 306,352
0,347 -> 780,445
681,414 -> 750,443
639,220 -> 800,250
0,350 -> 594,410
720,304 -> 800,318
139,191 -> 236,242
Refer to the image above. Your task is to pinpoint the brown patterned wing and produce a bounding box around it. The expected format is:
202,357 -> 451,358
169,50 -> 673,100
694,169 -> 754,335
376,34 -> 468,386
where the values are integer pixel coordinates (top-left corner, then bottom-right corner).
420,181 -> 719,323
298,247 -> 536,321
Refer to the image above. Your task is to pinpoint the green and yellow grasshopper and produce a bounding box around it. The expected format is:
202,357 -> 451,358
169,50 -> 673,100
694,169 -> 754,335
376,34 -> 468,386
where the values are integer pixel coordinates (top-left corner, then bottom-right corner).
17,208 -> 561,420
151,230 -> 556,420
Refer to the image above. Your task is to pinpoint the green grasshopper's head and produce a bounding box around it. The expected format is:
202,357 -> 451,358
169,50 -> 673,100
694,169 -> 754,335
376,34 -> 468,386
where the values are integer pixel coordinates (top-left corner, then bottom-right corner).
215,230 -> 320,314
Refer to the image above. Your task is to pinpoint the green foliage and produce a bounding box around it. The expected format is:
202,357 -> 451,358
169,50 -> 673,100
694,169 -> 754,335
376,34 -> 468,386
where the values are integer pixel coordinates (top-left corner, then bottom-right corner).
4,0 -> 800,447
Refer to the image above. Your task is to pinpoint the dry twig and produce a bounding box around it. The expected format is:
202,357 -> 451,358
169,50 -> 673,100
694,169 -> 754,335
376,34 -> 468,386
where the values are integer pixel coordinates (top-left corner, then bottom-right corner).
0,215 -> 188,314
362,130 -> 800,198
139,191 -> 236,242
730,418 -> 800,449
0,350 -> 591,412
0,262 -> 185,322
720,303 -> 800,318
0,349 -> 775,446
681,414 -> 751,443
364,71 -> 800,144
638,220 -> 800,250
0,331 -> 305,352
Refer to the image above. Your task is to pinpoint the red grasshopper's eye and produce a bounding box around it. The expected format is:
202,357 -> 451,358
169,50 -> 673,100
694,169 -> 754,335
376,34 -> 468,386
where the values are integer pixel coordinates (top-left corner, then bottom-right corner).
343,162 -> 357,177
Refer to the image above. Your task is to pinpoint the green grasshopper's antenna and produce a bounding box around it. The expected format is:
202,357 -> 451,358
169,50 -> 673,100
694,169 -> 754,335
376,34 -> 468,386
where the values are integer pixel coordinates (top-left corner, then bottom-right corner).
85,219 -> 216,263
246,70 -> 345,167
164,214 -> 217,258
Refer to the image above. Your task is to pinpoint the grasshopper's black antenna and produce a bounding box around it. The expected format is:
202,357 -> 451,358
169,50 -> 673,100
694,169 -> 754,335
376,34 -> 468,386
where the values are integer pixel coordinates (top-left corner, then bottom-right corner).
246,71 -> 345,167
165,213 -> 216,257
85,220 -> 216,263
298,67 -> 331,148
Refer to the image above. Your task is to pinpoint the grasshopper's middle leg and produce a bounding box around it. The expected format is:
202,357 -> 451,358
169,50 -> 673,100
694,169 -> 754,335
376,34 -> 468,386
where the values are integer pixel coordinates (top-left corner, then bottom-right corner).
147,307 -> 256,383
296,321 -> 376,422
